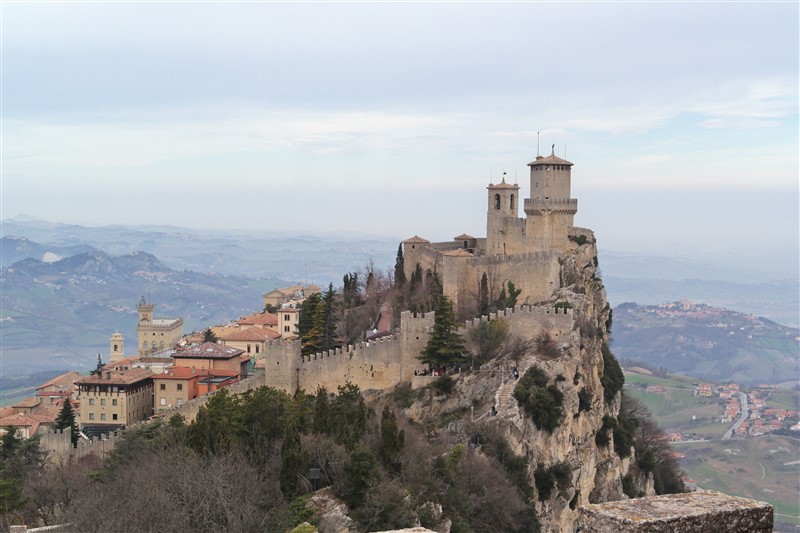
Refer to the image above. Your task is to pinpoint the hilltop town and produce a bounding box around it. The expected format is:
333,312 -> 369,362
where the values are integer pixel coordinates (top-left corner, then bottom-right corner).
0,152 -> 777,532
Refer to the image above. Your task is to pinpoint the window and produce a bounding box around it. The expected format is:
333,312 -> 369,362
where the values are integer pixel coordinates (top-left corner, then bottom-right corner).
255,345 -> 260,354
112,399 -> 117,406
510,194 -> 515,209
247,344 -> 251,353
494,194 -> 500,210
284,314 -> 290,321
177,384 -> 183,391
100,399 -> 106,406
89,413 -> 95,420
88,399 -> 94,405
100,413 -> 106,421
160,398 -> 166,406
284,325 -> 290,332
160,383 -> 166,390
112,414 -> 118,420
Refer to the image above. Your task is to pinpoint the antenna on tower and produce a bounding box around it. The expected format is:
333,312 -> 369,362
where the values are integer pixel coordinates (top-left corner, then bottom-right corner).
537,132 -> 540,156
514,167 -> 518,184
490,163 -> 493,183
565,138 -> 567,159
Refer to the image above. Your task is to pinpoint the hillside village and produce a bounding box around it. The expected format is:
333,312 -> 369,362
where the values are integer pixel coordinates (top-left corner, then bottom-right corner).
0,152 -> 779,532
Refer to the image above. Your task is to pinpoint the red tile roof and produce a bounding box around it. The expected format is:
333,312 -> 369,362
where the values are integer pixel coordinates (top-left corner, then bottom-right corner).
12,397 -> 41,409
36,371 -> 83,391
174,342 -> 245,360
220,328 -> 273,342
238,312 -> 279,326
76,367 -> 154,386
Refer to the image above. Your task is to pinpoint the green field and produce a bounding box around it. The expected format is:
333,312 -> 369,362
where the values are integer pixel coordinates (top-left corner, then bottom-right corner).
676,436 -> 800,530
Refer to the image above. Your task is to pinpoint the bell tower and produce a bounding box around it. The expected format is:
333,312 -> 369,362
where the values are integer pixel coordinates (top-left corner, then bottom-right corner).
486,174 -> 520,256
109,332 -> 124,363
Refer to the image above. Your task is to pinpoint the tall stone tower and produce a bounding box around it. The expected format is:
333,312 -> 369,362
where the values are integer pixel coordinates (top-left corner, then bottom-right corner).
486,175 -> 523,256
525,146 -> 578,252
137,297 -> 154,323
109,332 -> 124,363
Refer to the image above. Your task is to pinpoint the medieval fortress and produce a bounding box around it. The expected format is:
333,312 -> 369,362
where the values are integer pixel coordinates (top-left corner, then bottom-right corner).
264,147 -> 588,394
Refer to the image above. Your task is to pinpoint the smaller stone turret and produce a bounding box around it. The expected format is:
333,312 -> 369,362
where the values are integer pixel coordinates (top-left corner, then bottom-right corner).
109,332 -> 124,363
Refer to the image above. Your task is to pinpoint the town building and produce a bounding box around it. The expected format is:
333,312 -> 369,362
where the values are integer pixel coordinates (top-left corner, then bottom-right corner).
152,366 -> 238,413
137,298 -> 183,356
35,371 -> 82,404
172,342 -> 250,378
262,284 -> 321,310
75,367 -> 155,433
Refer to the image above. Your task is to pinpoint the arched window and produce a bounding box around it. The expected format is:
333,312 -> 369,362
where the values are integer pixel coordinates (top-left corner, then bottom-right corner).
142,341 -> 147,349
494,194 -> 501,210
151,341 -> 157,350
510,194 -> 515,209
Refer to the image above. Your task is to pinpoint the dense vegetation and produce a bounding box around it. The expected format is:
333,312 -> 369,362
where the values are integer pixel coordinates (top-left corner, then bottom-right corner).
513,366 -> 565,433
2,384 -> 538,532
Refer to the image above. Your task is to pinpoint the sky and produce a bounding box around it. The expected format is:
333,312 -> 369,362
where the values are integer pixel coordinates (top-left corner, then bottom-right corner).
2,2 -> 798,273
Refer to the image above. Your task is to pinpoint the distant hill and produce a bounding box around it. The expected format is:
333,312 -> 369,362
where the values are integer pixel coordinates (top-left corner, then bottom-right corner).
611,302 -> 799,385
1,235 -> 99,266
0,246 -> 286,374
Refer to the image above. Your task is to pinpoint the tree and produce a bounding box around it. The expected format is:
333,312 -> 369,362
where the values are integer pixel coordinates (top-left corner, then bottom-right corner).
202,327 -> 218,343
419,295 -> 467,368
469,318 -> 509,367
478,272 -> 489,316
54,398 -> 80,446
393,244 -> 406,288
495,281 -> 522,310
280,424 -> 307,498
377,406 -> 404,475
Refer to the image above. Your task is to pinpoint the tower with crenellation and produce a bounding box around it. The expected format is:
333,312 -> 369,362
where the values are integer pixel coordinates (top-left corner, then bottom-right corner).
403,145 -> 586,317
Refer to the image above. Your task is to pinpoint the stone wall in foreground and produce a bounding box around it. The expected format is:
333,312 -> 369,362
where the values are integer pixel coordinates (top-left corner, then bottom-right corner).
576,491 -> 773,533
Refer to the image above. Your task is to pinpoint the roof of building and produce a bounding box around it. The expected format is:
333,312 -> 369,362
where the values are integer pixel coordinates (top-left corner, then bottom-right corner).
487,180 -> 519,189
36,371 -> 83,392
105,356 -> 142,371
174,342 -> 245,360
453,234 -> 476,241
403,235 -> 430,244
0,413 -> 44,434
12,397 -> 41,409
146,318 -> 182,327
528,153 -> 573,166
238,312 -> 279,326
76,367 -> 154,386
153,366 -> 211,380
221,328 -> 276,342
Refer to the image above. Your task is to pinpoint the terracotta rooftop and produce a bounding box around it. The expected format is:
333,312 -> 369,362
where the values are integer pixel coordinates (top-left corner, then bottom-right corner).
76,367 -> 154,386
221,328 -> 274,342
36,371 -> 83,391
12,397 -> 41,409
105,356 -> 141,370
453,234 -> 476,241
174,342 -> 245,360
238,312 -> 278,326
153,367 -> 211,380
528,153 -> 573,166
403,235 -> 430,244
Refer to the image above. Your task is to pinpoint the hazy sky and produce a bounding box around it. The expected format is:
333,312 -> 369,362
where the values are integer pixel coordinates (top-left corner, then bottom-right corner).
2,2 -> 798,268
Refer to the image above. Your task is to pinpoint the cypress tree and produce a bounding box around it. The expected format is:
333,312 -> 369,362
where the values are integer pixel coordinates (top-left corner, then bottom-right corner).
394,243 -> 406,288
55,398 -> 80,446
478,272 -> 489,316
419,295 -> 467,368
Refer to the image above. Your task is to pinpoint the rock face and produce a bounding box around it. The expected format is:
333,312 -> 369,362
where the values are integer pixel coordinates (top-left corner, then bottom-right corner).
576,491 -> 774,532
406,235 -> 650,532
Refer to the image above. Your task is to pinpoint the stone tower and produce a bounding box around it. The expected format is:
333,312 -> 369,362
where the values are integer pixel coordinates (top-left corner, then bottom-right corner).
524,146 -> 578,252
109,332 -> 124,363
137,297 -> 154,323
485,175 -> 521,256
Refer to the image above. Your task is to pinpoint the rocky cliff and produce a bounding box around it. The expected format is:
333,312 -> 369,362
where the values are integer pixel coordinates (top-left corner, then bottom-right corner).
405,233 -> 651,532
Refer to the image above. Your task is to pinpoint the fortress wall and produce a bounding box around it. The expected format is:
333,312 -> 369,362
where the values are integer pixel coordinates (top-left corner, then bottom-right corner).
264,340 -> 302,393
297,337 -> 406,393
39,428 -> 124,464
160,374 -> 262,423
462,305 -> 575,343
403,244 -> 442,282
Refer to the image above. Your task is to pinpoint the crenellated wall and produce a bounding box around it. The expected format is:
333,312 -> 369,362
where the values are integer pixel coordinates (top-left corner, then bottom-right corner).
264,305 -> 575,394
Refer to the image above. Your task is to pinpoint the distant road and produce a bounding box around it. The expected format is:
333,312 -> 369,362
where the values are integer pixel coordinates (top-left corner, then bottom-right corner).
722,391 -> 749,440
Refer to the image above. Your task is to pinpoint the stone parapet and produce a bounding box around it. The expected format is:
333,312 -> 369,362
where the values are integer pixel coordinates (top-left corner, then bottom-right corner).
576,491 -> 773,532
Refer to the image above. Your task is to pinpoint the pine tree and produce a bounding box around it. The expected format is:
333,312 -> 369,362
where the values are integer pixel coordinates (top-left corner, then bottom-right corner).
378,406 -> 404,474
55,398 -> 80,446
394,243 -> 406,288
419,295 -> 467,368
279,424 -> 306,498
202,327 -> 218,343
478,272 -> 489,317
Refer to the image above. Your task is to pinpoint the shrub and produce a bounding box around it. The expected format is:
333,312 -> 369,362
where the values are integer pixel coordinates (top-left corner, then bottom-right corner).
432,375 -> 454,395
514,366 -> 565,433
600,342 -> 624,403
621,473 -> 638,498
569,234 -> 589,245
578,388 -> 592,413
595,416 -> 616,448
534,463 -> 555,501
